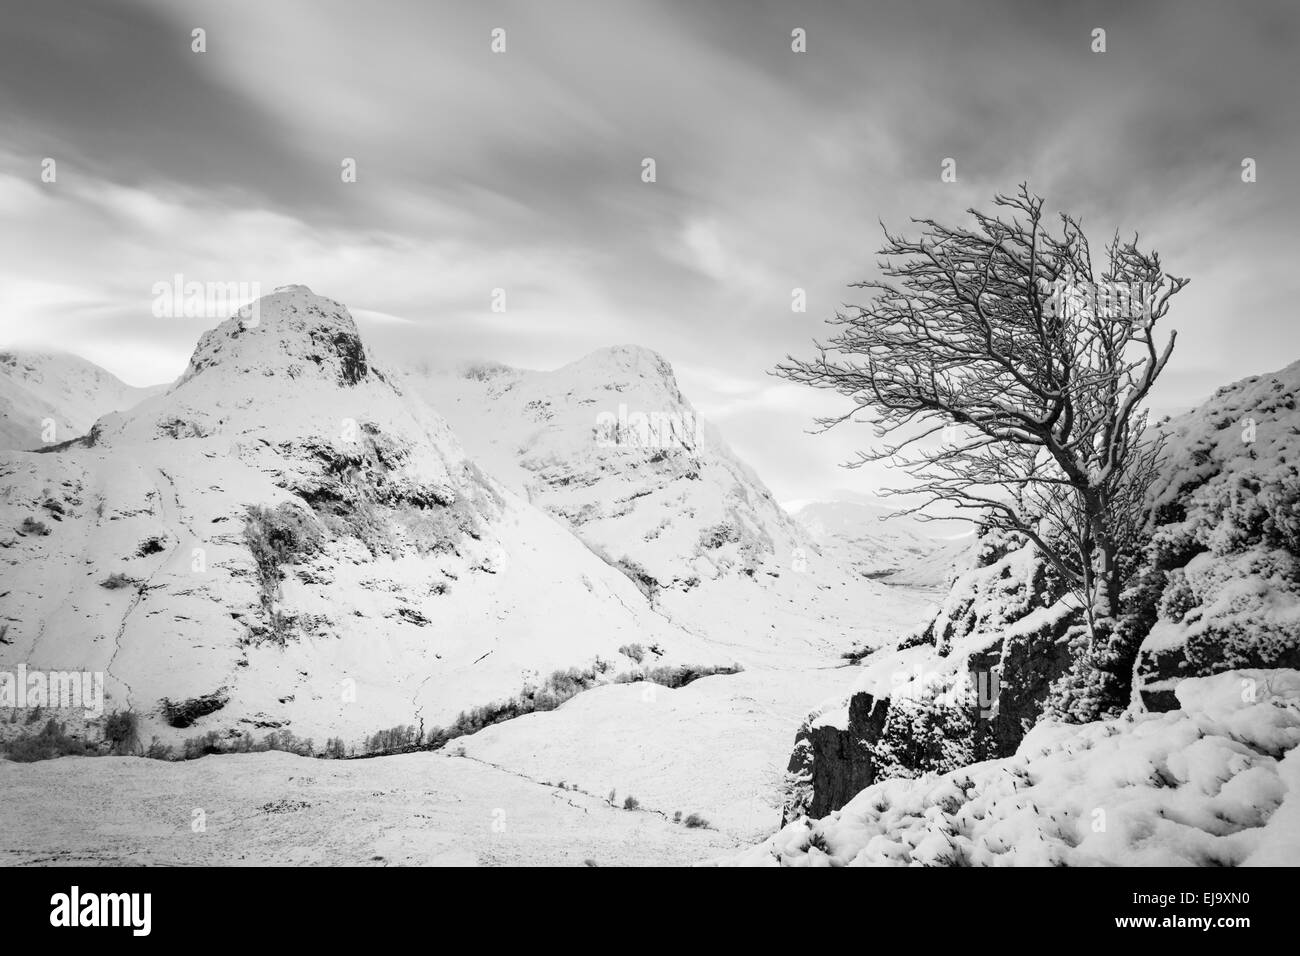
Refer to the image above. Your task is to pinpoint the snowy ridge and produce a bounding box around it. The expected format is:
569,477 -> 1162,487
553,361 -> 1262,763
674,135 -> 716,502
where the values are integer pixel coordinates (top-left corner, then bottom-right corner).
0,350 -> 165,450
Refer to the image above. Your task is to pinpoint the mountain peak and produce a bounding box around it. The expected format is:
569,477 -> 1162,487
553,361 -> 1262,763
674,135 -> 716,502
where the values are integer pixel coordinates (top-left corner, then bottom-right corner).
182,285 -> 372,388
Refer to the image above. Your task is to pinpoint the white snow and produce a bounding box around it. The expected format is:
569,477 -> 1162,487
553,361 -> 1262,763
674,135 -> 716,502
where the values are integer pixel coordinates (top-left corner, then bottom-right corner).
0,350 -> 166,450
721,669 -> 1300,866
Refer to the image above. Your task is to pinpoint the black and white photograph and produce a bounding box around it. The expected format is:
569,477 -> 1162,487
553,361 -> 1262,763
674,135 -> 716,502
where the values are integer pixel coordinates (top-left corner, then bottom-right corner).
0,0 -> 1296,930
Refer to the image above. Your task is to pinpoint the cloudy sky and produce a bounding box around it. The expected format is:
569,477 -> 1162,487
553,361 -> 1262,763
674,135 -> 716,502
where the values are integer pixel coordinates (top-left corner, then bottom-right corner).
2,0 -> 1297,505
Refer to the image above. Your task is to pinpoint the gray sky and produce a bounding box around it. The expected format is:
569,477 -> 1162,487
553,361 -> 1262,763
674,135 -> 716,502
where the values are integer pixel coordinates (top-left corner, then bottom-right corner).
2,0 -> 1297,504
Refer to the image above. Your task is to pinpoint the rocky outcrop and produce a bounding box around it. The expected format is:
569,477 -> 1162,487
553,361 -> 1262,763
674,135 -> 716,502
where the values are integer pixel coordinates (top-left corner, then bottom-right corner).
781,359 -> 1300,824
1131,361 -> 1300,709
782,691 -> 888,824
781,534 -> 1080,822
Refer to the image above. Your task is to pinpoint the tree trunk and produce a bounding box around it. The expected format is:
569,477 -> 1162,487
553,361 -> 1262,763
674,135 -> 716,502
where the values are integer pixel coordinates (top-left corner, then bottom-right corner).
1084,493 -> 1121,635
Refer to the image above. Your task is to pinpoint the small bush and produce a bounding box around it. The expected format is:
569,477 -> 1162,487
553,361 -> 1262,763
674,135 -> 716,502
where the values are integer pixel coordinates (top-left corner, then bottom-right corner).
618,643 -> 647,664
683,813 -> 709,829
100,572 -> 139,591
3,719 -> 89,761
19,517 -> 50,536
622,795 -> 640,810
136,536 -> 165,555
144,737 -> 174,760
103,710 -> 140,754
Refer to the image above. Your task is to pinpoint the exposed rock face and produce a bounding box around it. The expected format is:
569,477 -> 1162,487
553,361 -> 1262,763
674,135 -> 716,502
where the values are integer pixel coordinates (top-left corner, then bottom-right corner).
782,691 -> 888,823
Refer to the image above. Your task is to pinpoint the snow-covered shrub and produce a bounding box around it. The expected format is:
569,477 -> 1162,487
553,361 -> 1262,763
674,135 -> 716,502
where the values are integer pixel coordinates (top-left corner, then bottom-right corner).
19,517 -> 50,536
868,679 -> 995,781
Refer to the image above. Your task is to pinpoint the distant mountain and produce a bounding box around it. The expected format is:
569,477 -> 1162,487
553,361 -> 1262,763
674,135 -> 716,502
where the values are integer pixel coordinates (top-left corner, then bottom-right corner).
404,347 -> 922,655
0,287 -> 726,746
789,500 -> 970,589
0,350 -> 166,450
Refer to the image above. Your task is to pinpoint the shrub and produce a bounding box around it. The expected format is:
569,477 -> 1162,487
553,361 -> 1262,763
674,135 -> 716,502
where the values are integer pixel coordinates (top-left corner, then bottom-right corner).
622,795 -> 640,810
144,737 -> 175,760
683,813 -> 709,829
3,719 -> 89,761
100,572 -> 139,591
867,680 -> 995,781
618,643 -> 647,664
698,523 -> 740,550
613,558 -> 658,601
103,710 -> 140,754
361,724 -> 421,754
19,517 -> 49,536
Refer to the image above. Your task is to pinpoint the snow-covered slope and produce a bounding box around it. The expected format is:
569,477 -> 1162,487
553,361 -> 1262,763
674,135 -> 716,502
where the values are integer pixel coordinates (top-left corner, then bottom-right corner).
0,287 -> 725,745
791,500 -> 969,588
404,351 -> 918,654
1134,360 -> 1300,706
0,350 -> 165,450
724,668 -> 1300,866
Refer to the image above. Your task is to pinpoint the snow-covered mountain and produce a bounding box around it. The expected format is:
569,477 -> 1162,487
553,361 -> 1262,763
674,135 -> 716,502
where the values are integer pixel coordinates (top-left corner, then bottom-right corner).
404,350 -> 919,655
0,350 -> 165,450
0,287 -> 729,746
790,500 -> 970,588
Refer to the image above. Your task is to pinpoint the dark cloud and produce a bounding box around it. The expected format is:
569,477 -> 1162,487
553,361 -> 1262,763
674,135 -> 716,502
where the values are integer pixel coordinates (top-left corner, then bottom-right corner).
2,0 -> 1297,501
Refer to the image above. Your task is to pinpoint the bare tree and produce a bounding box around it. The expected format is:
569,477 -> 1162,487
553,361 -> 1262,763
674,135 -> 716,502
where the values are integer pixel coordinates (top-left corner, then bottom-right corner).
777,185 -> 1188,638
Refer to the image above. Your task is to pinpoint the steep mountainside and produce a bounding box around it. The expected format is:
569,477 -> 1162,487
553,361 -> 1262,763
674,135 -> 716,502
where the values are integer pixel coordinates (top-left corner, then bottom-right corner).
0,287 -> 725,746
405,351 -> 919,654
0,350 -> 165,450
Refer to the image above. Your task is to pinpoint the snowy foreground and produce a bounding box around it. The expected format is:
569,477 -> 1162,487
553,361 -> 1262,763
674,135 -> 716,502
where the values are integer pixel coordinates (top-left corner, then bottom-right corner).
0,652 -> 906,863
6,667 -> 1297,866
0,749 -> 736,866
719,670 -> 1300,866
